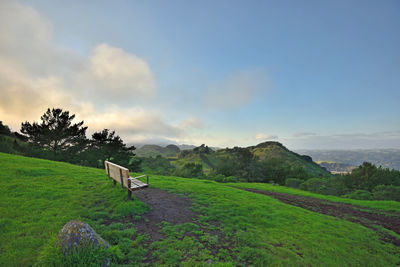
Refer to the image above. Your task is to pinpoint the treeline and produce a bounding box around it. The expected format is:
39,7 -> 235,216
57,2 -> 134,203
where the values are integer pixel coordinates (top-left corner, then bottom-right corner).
0,108 -> 140,170
285,162 -> 400,201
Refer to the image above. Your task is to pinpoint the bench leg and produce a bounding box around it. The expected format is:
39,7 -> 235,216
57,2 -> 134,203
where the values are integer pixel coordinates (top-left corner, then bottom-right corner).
127,190 -> 132,200
113,180 -> 116,186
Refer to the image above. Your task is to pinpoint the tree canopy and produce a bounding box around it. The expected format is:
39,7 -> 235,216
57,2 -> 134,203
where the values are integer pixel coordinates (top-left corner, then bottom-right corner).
21,108 -> 87,156
0,121 -> 11,135
85,129 -> 137,168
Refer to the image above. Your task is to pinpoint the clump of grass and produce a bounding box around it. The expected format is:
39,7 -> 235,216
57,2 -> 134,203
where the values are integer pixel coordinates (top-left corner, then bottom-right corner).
35,236 -> 111,267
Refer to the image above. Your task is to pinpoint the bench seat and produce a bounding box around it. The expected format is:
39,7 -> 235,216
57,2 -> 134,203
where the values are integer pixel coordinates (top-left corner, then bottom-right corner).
104,161 -> 149,199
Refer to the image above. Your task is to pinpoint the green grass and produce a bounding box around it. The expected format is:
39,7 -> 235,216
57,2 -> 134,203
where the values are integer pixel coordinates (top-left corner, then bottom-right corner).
172,153 -> 219,171
1,152 -> 399,266
0,153 -> 149,266
228,182 -> 400,212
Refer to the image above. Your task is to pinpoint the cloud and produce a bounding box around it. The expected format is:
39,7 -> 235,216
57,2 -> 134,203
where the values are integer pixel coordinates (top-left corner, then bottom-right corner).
254,133 -> 278,141
83,106 -> 183,141
204,69 -> 269,110
0,0 -> 166,141
284,131 -> 400,150
80,44 -> 157,102
179,117 -> 204,129
0,60 -> 75,127
293,132 -> 317,137
0,0 -> 82,77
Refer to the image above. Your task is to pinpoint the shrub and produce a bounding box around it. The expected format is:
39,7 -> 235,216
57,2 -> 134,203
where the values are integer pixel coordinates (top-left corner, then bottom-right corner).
300,178 -> 328,193
285,178 -> 303,189
373,185 -> 400,201
174,163 -> 204,178
343,190 -> 373,200
214,174 -> 238,183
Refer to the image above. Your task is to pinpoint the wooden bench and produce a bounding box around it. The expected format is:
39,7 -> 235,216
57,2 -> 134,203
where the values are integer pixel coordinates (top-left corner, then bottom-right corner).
104,161 -> 149,200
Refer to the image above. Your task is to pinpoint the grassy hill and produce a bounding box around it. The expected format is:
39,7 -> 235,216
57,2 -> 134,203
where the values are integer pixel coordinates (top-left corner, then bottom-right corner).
1,152 -> 400,266
135,144 -> 181,158
173,142 -> 329,177
248,142 -> 328,176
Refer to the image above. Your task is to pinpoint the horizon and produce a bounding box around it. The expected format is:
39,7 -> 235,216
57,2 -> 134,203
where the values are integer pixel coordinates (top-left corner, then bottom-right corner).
1,0 -> 399,150
131,141 -> 400,152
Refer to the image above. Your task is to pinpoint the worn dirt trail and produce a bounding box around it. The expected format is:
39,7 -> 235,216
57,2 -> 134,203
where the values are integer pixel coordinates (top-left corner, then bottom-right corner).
132,188 -> 196,242
240,188 -> 400,246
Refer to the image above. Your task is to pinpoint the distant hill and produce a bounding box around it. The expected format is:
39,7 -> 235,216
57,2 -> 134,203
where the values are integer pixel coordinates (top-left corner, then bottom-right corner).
135,144 -> 181,158
177,144 -> 197,150
296,149 -> 400,170
173,142 -> 329,177
316,161 -> 356,173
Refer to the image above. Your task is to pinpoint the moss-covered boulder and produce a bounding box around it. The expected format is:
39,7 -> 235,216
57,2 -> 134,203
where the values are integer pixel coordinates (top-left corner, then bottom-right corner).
57,220 -> 109,254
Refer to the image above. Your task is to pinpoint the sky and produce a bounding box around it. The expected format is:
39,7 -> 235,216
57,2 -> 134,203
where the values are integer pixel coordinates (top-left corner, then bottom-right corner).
0,0 -> 399,149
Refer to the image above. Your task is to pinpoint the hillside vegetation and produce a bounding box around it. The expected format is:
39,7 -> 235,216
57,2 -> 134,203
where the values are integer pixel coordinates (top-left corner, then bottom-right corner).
172,142 -> 329,180
1,152 -> 400,266
135,144 -> 181,158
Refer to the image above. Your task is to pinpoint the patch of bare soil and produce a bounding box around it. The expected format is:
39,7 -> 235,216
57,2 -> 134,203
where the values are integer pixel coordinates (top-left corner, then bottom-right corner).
240,188 -> 400,246
132,188 -> 197,242
131,188 -> 233,264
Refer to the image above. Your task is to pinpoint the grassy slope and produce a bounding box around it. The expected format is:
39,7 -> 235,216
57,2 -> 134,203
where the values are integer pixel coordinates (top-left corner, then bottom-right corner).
249,145 -> 327,176
172,153 -> 219,171
0,153 -> 149,266
1,152 -> 399,266
229,182 -> 400,212
0,134 -> 27,154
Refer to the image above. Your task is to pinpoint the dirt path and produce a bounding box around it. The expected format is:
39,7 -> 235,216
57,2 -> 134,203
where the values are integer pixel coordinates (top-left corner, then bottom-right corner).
132,188 -> 196,242
239,188 -> 400,246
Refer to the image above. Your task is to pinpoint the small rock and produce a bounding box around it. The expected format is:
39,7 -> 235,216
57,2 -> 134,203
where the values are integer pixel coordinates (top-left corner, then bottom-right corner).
57,220 -> 109,254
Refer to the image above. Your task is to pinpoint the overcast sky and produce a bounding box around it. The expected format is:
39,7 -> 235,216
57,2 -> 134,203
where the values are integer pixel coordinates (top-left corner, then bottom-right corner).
0,0 -> 399,149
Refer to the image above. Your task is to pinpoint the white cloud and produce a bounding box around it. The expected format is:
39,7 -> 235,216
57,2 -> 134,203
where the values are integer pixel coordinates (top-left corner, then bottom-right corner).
284,131 -> 400,150
0,0 -> 166,141
254,133 -> 278,141
0,60 -> 75,128
293,132 -> 316,137
83,106 -> 183,140
204,69 -> 269,110
179,117 -> 204,129
80,44 -> 157,101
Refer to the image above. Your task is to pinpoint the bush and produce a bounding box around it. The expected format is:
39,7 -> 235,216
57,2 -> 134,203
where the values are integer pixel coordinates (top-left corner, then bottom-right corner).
373,185 -> 400,201
300,178 -> 328,193
214,174 -> 238,183
343,190 -> 373,200
285,178 -> 303,189
174,163 -> 204,178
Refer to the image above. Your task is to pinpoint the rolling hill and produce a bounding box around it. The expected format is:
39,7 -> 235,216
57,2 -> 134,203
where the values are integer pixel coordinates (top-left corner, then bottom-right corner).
135,144 -> 181,158
317,161 -> 356,173
172,141 -> 329,177
1,152 -> 399,266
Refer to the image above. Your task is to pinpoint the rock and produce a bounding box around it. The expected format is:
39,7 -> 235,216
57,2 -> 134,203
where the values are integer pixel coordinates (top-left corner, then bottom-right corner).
57,220 -> 109,254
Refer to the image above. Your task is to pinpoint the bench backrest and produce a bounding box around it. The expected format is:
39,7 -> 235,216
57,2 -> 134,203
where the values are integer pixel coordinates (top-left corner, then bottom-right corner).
104,161 -> 130,189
